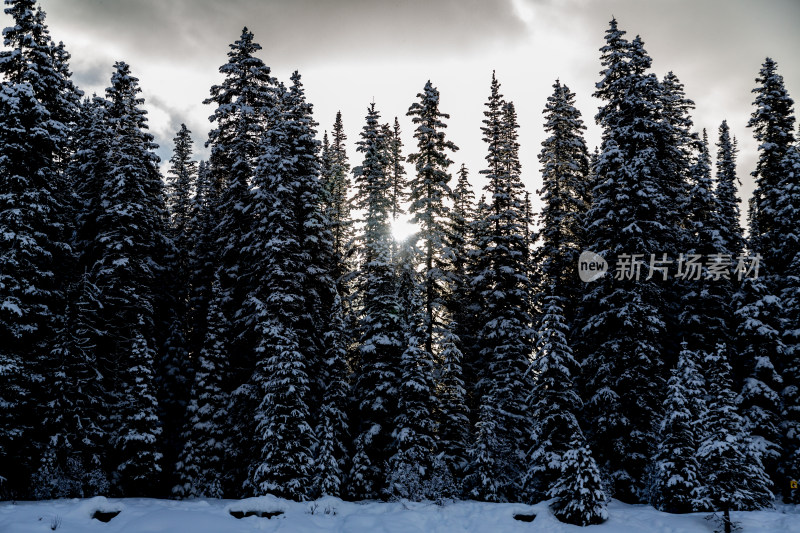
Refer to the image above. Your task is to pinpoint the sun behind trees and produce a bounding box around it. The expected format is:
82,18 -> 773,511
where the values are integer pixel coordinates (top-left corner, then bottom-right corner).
2,1 -> 800,528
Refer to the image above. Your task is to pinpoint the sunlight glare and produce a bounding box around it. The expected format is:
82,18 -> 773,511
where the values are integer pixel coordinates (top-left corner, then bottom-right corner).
391,215 -> 419,242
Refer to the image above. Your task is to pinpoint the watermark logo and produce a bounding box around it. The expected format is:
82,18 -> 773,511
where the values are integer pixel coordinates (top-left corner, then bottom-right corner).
578,251 -> 608,282
578,251 -> 762,283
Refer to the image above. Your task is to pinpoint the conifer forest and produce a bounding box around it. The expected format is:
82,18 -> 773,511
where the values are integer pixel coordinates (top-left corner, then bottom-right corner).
2,0 -> 800,528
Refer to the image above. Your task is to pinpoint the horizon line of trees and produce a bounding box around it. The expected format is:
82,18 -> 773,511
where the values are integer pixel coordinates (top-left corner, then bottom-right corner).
2,1 -> 799,528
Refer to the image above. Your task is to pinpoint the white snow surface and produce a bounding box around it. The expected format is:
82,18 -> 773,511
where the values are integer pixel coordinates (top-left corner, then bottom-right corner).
0,496 -> 798,533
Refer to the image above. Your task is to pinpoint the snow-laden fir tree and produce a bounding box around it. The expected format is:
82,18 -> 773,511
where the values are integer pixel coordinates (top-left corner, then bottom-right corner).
651,342 -> 705,513
737,57 -> 796,490
94,61 -> 169,496
403,82 -> 467,494
548,430 -> 608,527
0,0 -> 80,497
714,121 -> 744,259
780,137 -> 800,503
31,280 -> 108,499
525,295 -> 584,500
174,276 -> 229,499
387,117 -> 408,223
387,241 -> 438,500
406,80 -> 460,353
697,344 -> 773,522
314,290 -> 351,498
202,27 -> 276,393
534,80 -> 590,322
114,320 -> 162,496
578,19 -> 673,502
159,123 -> 198,492
747,58 -> 797,275
466,73 -> 534,502
348,102 -> 404,500
321,111 -> 354,290
248,74 -> 321,501
186,161 -> 217,364
166,123 -> 198,289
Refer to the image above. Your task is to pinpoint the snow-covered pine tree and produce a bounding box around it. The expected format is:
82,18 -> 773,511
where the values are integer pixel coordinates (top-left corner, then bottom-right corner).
577,19 -> 672,502
202,27 -> 276,400
680,132 -> 738,360
387,241 -> 438,501
114,319 -> 163,496
322,111 -> 354,290
31,278 -> 108,498
715,121 -> 744,260
736,57 -> 797,489
248,73 -> 322,501
466,73 -> 534,502
431,163 -> 474,498
404,81 -> 465,494
186,160 -> 217,367
286,72 -> 350,501
748,58 -> 797,276
548,430 -> 608,526
95,61 -> 169,496
387,116 -> 408,223
166,124 -> 198,292
314,290 -> 351,498
534,80 -> 590,322
200,28 -> 278,491
697,344 -> 773,522
0,0 -> 79,497
348,102 -> 404,500
173,276 -> 229,499
525,295 -> 584,500
159,123 -> 198,493
651,342 -> 705,513
780,137 -> 800,503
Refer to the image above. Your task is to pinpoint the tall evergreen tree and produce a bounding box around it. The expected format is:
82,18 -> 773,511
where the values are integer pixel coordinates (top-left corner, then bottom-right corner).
159,123 -> 198,492
738,57 -> 796,488
348,102 -> 403,499
548,430 -> 608,527
387,242 -> 438,500
387,117 -> 408,222
322,111 -> 353,286
466,73 -> 533,502
405,78 -> 460,378
715,121 -> 744,259
248,73 -> 323,501
173,276 -> 229,499
697,344 -> 773,525
525,295 -> 585,499
651,343 -> 705,513
535,80 -> 590,323
202,27 -> 276,393
94,61 -> 168,496
578,19 -> 671,502
0,0 -> 79,496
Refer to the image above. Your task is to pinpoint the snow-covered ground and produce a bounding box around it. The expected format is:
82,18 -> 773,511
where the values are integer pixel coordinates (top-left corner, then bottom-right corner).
1,496 -> 798,533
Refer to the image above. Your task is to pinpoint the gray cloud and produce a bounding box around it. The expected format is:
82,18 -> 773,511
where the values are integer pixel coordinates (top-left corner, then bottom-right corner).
40,0 -> 528,69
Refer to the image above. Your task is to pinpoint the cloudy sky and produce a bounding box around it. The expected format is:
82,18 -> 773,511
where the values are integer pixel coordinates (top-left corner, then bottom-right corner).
28,0 -> 800,225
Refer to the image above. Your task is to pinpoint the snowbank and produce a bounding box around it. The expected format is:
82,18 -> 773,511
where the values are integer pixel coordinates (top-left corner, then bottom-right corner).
0,496 -> 798,533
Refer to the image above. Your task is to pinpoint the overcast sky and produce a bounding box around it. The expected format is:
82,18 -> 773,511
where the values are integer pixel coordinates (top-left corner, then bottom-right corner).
28,0 -> 800,226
